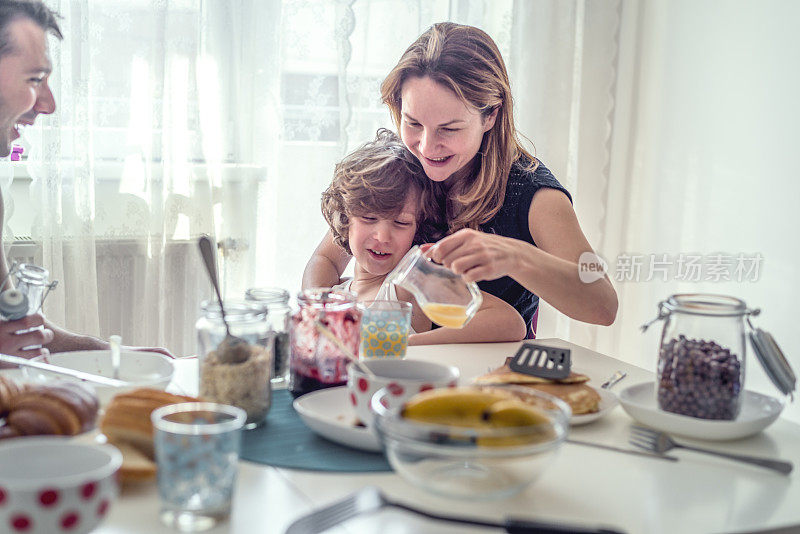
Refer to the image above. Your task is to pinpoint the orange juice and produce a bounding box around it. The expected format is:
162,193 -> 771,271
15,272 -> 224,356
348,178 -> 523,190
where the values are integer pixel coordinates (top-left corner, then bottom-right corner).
421,303 -> 470,329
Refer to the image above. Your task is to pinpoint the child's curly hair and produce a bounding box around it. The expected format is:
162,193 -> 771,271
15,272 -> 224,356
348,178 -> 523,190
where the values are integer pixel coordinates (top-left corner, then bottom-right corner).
322,129 -> 444,254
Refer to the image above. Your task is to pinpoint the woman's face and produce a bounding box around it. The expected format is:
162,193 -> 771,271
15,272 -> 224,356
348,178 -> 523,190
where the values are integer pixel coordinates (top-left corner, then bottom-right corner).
399,76 -> 497,183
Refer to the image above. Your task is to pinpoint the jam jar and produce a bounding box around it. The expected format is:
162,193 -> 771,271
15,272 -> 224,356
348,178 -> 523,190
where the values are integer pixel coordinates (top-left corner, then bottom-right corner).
289,289 -> 361,398
196,299 -> 272,428
246,287 -> 291,386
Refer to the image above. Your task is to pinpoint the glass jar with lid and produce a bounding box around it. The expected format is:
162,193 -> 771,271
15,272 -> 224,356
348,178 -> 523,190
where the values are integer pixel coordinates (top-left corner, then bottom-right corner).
196,299 -> 272,428
245,287 -> 291,386
288,289 -> 361,398
645,293 -> 795,420
0,264 -> 58,320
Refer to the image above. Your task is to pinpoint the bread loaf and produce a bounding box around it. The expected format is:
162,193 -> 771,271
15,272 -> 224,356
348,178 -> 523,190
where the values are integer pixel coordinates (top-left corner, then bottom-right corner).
100,388 -> 199,481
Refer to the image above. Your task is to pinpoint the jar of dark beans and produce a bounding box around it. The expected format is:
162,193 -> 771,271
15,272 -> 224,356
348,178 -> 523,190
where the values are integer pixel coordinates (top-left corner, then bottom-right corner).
653,294 -> 750,420
246,287 -> 291,386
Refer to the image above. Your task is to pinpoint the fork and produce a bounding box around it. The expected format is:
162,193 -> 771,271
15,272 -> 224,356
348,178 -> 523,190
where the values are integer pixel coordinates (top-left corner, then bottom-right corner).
285,486 -> 626,534
629,426 -> 793,475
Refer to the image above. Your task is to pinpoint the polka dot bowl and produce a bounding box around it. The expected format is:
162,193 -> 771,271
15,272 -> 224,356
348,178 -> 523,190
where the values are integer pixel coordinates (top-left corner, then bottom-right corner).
346,359 -> 459,430
0,437 -> 122,534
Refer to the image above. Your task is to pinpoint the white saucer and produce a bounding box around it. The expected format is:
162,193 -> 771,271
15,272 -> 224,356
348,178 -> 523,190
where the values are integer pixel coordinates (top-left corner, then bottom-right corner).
571,386 -> 618,426
293,386 -> 382,452
618,382 -> 785,441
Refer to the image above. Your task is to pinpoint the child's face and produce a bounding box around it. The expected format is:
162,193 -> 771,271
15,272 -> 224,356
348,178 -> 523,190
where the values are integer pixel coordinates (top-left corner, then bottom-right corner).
348,190 -> 419,277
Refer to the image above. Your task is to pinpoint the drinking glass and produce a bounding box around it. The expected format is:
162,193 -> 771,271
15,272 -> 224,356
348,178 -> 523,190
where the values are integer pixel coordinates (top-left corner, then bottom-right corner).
152,402 -> 246,532
358,300 -> 412,358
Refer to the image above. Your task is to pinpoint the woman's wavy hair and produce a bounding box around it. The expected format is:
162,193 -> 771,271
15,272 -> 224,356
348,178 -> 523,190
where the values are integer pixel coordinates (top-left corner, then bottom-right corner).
381,22 -> 537,232
322,129 -> 444,254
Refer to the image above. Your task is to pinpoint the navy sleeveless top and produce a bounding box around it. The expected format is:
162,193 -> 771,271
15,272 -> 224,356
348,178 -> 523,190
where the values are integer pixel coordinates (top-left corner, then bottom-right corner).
477,158 -> 572,335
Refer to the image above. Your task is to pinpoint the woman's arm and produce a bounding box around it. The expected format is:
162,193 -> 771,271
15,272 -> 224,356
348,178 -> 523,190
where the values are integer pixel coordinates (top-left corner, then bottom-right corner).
408,290 -> 526,345
430,189 -> 618,326
301,231 -> 352,289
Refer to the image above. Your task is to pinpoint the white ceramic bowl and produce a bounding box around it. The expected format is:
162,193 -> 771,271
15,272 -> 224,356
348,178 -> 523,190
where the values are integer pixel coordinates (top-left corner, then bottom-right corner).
346,359 -> 459,428
0,437 -> 122,534
23,350 -> 174,405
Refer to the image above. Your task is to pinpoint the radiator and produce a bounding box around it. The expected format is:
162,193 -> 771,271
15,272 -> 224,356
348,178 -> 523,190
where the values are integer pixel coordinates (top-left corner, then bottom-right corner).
7,236 -> 42,267
6,237 -> 208,357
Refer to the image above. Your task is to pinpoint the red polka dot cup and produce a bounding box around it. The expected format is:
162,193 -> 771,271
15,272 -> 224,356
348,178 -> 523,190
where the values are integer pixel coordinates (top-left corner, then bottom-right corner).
0,437 -> 122,534
346,359 -> 459,430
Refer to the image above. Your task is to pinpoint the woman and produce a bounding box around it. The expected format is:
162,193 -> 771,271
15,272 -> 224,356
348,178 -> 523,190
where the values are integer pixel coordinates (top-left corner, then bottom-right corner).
303,22 -> 617,335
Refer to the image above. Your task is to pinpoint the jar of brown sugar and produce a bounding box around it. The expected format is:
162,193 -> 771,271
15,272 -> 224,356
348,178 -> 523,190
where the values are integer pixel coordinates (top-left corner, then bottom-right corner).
196,300 -> 272,428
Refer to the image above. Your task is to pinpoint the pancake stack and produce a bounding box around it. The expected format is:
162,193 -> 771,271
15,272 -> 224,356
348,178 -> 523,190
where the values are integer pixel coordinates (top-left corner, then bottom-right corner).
473,357 -> 601,415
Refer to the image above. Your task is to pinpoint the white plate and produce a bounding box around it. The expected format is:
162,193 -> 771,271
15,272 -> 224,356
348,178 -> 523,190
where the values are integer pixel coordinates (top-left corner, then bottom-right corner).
571,386 -> 618,426
618,382 -> 785,441
293,386 -> 382,452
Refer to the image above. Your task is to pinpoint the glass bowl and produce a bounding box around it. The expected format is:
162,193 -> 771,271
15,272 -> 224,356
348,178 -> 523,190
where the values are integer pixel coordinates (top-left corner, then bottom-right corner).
371,385 -> 570,500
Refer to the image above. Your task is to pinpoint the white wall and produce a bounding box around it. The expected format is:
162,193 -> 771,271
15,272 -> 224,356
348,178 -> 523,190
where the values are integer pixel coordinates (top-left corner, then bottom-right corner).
609,0 -> 800,422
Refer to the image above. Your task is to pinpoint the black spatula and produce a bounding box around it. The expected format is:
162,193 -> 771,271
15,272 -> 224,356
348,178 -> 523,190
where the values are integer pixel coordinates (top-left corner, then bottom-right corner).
509,342 -> 571,380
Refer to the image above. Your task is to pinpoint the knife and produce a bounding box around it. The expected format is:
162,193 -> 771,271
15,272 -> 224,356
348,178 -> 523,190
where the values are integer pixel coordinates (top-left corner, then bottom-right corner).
0,353 -> 130,387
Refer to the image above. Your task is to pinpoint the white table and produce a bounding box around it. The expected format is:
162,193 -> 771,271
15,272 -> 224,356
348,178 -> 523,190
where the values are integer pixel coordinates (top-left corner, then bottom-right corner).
23,339 -> 800,534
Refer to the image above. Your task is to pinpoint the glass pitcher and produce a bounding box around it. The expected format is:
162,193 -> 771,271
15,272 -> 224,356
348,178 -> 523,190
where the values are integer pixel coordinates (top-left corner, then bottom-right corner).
385,246 -> 482,329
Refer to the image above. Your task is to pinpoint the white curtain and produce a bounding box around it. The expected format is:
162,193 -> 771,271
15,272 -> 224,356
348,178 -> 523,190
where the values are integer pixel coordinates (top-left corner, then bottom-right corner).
7,0 -> 798,424
18,0 -> 274,355
602,0 -> 800,423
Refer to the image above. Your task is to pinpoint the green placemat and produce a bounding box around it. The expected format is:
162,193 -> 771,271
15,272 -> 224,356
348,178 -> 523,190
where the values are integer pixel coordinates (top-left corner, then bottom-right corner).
240,389 -> 391,472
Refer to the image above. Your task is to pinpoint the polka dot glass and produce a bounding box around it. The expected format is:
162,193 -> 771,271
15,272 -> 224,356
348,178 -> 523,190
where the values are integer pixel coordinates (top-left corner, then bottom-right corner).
358,300 -> 412,359
151,403 -> 246,531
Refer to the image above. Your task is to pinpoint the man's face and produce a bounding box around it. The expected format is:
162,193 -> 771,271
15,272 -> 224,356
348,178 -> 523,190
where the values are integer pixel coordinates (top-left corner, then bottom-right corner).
0,17 -> 55,157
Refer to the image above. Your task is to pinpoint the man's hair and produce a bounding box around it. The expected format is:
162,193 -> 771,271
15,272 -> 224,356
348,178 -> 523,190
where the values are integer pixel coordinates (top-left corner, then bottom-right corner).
322,129 -> 444,254
0,0 -> 63,58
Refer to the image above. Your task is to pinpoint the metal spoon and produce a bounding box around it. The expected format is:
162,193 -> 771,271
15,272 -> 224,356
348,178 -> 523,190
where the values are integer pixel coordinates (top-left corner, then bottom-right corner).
313,320 -> 376,378
198,236 -> 249,364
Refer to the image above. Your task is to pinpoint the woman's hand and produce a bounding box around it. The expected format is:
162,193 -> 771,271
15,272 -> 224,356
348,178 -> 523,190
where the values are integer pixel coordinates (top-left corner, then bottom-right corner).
0,313 -> 54,358
427,229 -> 519,283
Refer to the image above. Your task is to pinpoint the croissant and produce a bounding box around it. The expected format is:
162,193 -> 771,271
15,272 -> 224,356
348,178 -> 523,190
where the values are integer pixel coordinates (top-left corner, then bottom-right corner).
0,374 -> 25,417
1,380 -> 99,439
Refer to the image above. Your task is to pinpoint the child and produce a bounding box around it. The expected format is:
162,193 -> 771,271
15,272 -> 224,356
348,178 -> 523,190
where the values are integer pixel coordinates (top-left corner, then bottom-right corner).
320,129 -> 526,344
